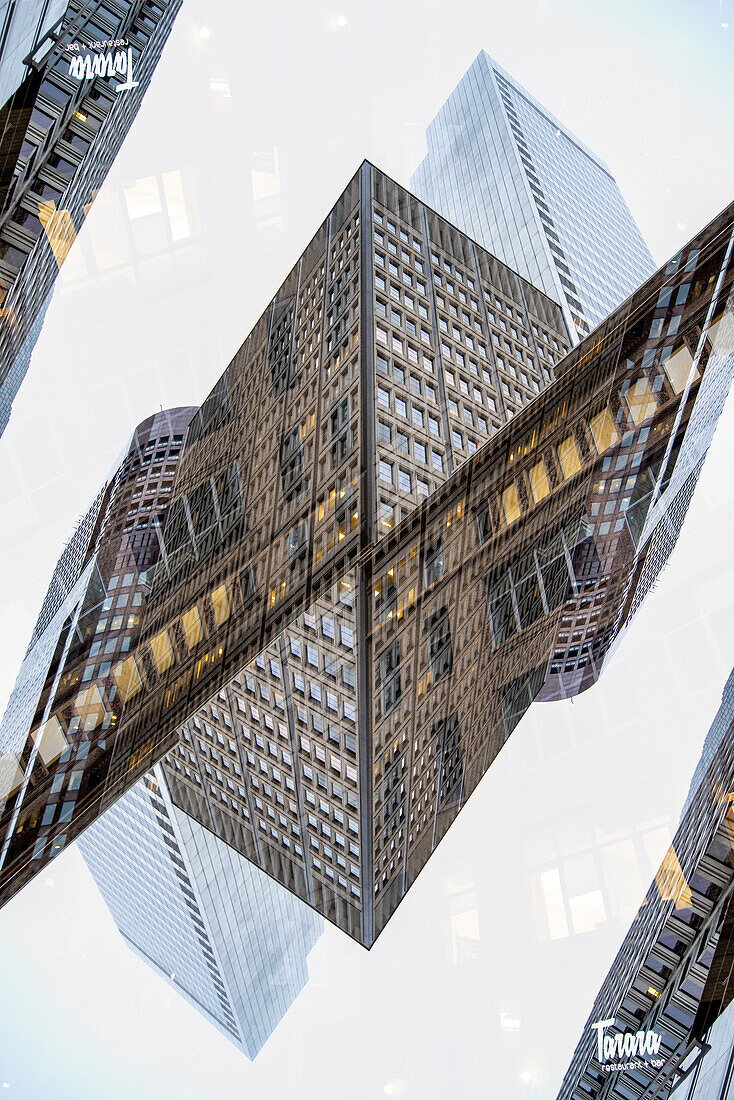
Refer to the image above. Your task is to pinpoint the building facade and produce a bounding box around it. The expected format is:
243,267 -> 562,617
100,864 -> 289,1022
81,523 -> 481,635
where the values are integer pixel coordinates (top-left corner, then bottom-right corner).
0,0 -> 182,436
556,668 -> 734,1100
1,166 -> 731,951
78,762 -> 322,1057
411,52 -> 656,341
111,169 -> 732,947
0,406 -> 195,899
0,1 -> 67,107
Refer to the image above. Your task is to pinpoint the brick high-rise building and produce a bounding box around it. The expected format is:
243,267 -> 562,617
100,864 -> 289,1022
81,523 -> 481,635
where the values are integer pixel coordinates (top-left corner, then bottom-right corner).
0,406 -> 195,895
1,166 -> 731,951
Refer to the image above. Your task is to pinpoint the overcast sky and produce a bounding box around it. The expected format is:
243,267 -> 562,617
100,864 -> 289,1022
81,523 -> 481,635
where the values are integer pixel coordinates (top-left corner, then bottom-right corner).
0,0 -> 732,1097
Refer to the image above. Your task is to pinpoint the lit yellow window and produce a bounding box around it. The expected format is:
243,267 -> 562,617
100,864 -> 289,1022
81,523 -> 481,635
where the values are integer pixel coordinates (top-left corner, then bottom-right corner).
558,436 -> 581,479
0,753 -> 25,801
210,584 -> 230,626
114,656 -> 142,703
32,715 -> 67,766
181,606 -> 203,650
150,630 -> 174,674
528,460 -> 549,503
589,407 -> 618,454
625,377 -> 657,425
663,344 -> 698,395
502,483 -> 521,525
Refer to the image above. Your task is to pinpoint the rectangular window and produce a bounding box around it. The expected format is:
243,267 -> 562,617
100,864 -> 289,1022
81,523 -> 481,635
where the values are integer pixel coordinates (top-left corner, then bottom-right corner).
502,483 -> 521,525
589,407 -> 618,454
181,606 -> 204,650
150,630 -> 174,674
528,460 -> 550,503
625,377 -> 657,425
558,436 -> 582,479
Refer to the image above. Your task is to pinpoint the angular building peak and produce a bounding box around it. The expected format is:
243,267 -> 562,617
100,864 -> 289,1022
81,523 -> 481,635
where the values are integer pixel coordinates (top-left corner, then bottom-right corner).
411,52 -> 656,340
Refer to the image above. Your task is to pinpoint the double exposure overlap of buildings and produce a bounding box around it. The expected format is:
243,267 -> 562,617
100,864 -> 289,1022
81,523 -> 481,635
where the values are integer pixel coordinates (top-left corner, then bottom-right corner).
0,0 -> 181,436
556,665 -> 734,1100
2,155 -> 732,955
0,71 -> 731,1089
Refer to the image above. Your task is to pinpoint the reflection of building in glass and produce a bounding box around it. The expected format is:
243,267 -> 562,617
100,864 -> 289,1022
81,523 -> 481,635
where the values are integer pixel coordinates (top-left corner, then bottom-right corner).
78,763 -> 322,1057
1,166 -> 732,952
0,407 -> 195,898
0,0 -> 182,436
556,667 -> 734,1100
0,2 -> 68,106
411,52 -> 655,341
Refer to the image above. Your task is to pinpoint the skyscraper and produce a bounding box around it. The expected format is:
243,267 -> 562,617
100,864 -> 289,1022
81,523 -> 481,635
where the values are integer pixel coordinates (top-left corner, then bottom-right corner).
411,52 -> 656,341
78,763 -> 322,1057
0,406 -> 195,897
114,171 -> 734,947
0,1 -> 68,107
556,666 -> 734,1100
0,0 -> 182,436
1,165 -> 731,951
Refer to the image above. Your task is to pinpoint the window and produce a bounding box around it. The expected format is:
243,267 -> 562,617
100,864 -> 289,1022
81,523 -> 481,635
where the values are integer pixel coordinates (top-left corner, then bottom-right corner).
528,459 -> 550,503
625,377 -> 657,425
502,483 -> 521,525
414,441 -> 427,463
379,460 -> 393,485
412,406 -> 424,428
589,407 -> 618,454
398,468 -> 412,493
378,420 -> 392,444
431,451 -> 443,472
558,436 -> 582,479
322,617 -> 335,640
662,343 -> 698,394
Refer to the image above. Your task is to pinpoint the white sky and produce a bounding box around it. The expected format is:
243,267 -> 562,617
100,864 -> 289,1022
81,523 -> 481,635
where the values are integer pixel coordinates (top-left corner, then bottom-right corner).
0,0 -> 732,1097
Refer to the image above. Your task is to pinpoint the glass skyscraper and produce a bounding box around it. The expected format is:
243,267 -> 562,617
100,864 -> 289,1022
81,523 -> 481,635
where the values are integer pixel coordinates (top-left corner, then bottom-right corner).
78,763 -> 322,1057
411,51 -> 656,341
